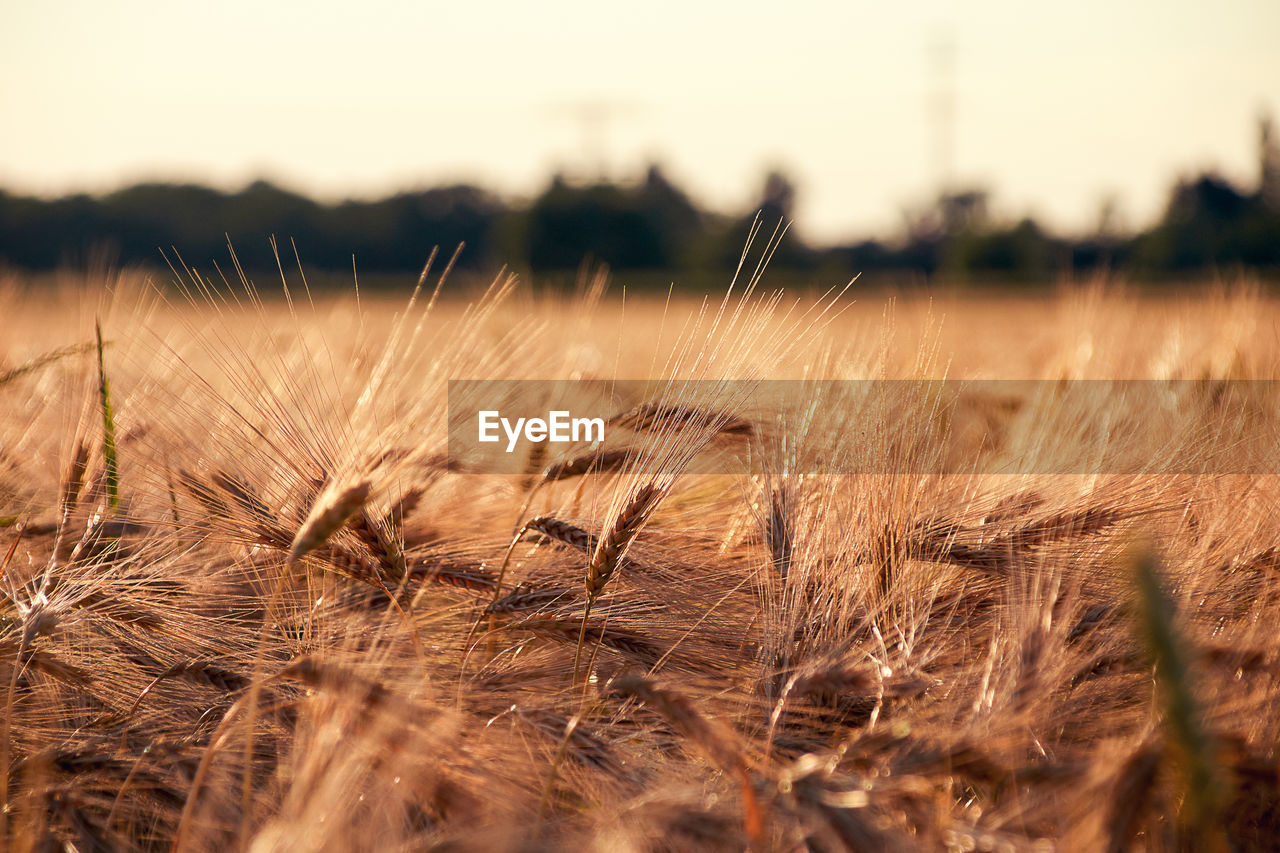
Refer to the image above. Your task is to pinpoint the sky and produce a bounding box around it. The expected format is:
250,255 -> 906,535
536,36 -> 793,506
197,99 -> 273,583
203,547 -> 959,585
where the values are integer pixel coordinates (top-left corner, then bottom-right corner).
3,0 -> 1278,244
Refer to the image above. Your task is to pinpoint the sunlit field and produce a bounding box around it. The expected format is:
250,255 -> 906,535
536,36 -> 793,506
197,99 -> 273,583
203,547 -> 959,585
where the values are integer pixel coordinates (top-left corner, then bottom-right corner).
2,259 -> 1279,851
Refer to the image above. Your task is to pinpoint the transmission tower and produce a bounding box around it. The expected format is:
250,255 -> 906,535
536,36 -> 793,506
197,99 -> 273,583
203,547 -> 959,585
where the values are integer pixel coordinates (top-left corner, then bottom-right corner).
547,99 -> 641,182
929,28 -> 957,197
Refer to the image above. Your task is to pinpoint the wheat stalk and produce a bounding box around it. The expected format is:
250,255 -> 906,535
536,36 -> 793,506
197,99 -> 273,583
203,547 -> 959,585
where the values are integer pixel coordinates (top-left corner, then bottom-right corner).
284,479 -> 371,576
608,401 -> 753,437
586,484 -> 662,600
540,447 -> 641,482
1131,547 -> 1228,848
573,483 -> 664,682
94,321 -> 119,511
527,516 -> 598,554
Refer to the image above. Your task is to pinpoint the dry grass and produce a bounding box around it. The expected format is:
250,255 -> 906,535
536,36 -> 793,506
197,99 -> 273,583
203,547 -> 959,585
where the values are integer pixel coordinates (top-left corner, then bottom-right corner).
1,262 -> 1279,851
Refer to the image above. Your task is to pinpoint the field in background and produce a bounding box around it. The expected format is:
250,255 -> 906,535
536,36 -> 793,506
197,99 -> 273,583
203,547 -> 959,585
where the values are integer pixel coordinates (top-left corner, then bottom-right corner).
2,265 -> 1279,851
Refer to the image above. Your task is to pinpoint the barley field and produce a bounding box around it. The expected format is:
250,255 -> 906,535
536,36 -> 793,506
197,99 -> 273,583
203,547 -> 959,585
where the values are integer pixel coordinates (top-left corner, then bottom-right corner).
2,260 -> 1279,851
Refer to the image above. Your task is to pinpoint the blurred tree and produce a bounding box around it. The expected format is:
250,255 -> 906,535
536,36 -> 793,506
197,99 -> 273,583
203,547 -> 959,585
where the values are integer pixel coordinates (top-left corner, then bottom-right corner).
1134,172 -> 1280,272
759,169 -> 796,224
939,189 -> 989,235
522,165 -> 708,273
963,217 -> 1056,279
698,168 -> 816,273
329,185 -> 504,272
524,175 -> 659,271
638,164 -> 703,266
0,191 -> 103,268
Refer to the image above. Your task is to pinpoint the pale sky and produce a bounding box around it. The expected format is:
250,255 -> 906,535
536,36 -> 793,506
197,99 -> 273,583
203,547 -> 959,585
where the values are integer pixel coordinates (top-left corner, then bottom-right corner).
3,0 -> 1278,243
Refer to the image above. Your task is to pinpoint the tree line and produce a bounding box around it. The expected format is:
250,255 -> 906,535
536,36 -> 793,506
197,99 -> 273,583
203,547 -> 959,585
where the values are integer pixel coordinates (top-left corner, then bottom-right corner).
2,162 -> 1278,285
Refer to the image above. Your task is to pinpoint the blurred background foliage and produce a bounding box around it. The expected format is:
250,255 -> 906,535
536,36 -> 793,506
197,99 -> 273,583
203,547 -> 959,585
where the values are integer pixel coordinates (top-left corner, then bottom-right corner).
3,132 -> 1279,288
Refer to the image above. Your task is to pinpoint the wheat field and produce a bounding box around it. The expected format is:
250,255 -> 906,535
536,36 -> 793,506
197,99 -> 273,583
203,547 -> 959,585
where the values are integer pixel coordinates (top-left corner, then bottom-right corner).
2,259 -> 1279,852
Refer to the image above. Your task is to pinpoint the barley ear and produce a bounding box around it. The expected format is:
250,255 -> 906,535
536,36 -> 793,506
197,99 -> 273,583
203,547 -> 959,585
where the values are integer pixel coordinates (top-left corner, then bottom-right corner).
0,340 -> 96,387
285,480 -> 371,575
585,483 -> 662,599
1131,547 -> 1227,848
575,483 -> 663,683
95,320 -> 119,511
